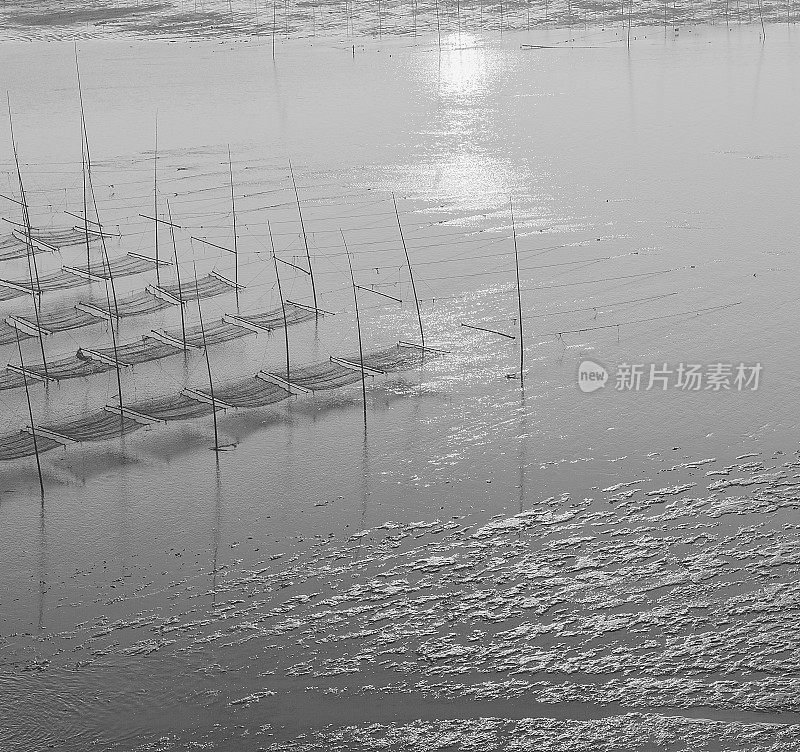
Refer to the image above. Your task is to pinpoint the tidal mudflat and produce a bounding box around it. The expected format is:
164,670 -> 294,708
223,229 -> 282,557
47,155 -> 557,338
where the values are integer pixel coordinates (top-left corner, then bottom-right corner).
0,10 -> 799,751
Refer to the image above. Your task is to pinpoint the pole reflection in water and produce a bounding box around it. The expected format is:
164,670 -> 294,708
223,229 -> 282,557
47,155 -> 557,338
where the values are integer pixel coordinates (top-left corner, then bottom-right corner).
212,453 -> 222,607
37,503 -> 47,630
359,431 -> 370,533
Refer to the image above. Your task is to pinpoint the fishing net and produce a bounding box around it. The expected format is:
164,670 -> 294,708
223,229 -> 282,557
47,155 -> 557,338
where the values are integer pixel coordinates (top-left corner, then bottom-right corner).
0,255 -> 161,300
68,254 -> 166,279
0,431 -> 62,461
126,393 -> 217,422
21,227 -> 95,248
81,289 -> 174,319
81,338 -> 182,367
0,321 -> 32,345
44,410 -> 144,442
167,319 -> 254,348
0,286 -> 26,302
0,343 -> 450,460
0,236 -> 47,262
0,370 -> 27,391
350,345 -> 428,373
22,354 -> 111,382
16,306 -> 98,334
112,290 -> 173,317
0,355 -> 114,390
3,319 -> 255,393
156,273 -> 235,301
15,290 -> 174,338
197,376 -> 289,409
237,305 -> 317,331
282,362 -> 365,391
0,268 -> 92,294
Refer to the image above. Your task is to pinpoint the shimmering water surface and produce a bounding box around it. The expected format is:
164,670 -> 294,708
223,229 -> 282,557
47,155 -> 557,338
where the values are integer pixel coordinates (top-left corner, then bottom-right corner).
1,17 -> 799,751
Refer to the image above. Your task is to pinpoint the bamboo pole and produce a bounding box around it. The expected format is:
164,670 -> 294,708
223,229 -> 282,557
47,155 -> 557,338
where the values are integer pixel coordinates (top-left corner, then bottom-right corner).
190,236 -> 235,255
392,193 -> 424,348
80,82 -> 91,277
166,200 -> 187,350
342,230 -> 367,432
76,50 -> 124,417
510,198 -> 524,385
228,145 -> 239,311
461,321 -> 515,339
355,285 -> 401,303
97,226 -> 124,418
153,113 -> 160,285
16,327 -> 44,500
627,0 -> 632,49
7,95 -> 48,378
193,260 -> 220,452
268,220 -> 290,383
288,158 -> 318,313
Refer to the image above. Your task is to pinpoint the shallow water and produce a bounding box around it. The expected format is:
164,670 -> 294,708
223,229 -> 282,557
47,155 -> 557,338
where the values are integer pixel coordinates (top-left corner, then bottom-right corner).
0,19 -> 799,752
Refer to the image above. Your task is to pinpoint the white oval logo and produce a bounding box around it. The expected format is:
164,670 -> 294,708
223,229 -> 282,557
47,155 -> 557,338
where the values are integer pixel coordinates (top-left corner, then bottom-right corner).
578,360 -> 609,393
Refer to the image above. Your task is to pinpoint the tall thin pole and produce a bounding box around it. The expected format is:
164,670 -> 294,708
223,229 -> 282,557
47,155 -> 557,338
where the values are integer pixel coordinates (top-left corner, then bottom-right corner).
272,0 -> 276,59
392,193 -> 424,348
16,327 -> 44,500
80,93 -> 91,276
74,44 -> 90,283
269,220 -> 290,382
153,113 -> 160,285
167,199 -> 187,350
342,230 -> 367,432
97,223 -> 124,417
510,198 -> 524,385
194,260 -> 219,452
86,149 -> 124,417
7,95 -> 48,378
288,158 -> 318,313
627,0 -> 632,48
76,51 -> 123,417
228,145 -> 239,312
